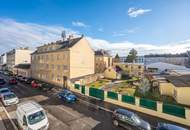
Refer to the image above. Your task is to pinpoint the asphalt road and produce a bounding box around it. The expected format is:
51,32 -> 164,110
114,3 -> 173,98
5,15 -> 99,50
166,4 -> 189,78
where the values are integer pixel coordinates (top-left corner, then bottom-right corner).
0,74 -> 124,130
0,73 -> 190,130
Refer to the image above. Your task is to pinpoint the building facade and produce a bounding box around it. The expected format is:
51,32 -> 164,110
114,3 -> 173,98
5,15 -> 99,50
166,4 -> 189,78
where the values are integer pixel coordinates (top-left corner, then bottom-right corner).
13,64 -> 31,77
31,36 -> 94,87
0,53 -> 7,70
113,63 -> 144,78
95,50 -> 113,73
6,48 -> 32,71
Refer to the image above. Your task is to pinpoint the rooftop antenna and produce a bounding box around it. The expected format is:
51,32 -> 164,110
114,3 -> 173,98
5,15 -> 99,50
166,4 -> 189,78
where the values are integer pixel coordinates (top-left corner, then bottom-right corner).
61,31 -> 66,41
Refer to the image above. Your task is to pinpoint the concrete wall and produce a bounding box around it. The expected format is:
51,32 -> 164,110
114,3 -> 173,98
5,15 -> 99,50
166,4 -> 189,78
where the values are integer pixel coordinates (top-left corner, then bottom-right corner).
69,38 -> 94,78
15,50 -> 32,65
159,82 -> 174,96
175,87 -> 190,105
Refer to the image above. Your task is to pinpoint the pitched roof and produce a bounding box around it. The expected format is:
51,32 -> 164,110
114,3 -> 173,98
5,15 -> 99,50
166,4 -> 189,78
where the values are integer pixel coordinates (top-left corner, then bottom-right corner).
95,49 -> 111,57
165,75 -> 190,87
14,64 -> 31,69
32,36 -> 83,55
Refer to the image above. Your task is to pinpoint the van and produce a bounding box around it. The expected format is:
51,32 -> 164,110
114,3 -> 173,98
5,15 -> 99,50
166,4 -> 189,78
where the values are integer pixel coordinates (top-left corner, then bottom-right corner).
16,101 -> 49,130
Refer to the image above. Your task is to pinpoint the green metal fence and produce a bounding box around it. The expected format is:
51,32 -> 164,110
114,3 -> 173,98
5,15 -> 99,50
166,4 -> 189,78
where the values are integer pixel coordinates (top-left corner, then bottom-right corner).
89,87 -> 104,100
74,84 -> 80,90
107,91 -> 118,100
163,103 -> 185,118
81,85 -> 85,94
140,98 -> 157,110
122,95 -> 135,104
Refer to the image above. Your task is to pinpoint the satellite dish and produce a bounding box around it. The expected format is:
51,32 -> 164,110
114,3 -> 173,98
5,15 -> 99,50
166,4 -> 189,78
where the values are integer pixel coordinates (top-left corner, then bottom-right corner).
61,31 -> 66,40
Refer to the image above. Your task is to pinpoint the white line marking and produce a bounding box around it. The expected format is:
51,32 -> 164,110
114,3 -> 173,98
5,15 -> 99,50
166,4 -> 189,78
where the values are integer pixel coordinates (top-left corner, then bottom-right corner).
1,106 -> 18,130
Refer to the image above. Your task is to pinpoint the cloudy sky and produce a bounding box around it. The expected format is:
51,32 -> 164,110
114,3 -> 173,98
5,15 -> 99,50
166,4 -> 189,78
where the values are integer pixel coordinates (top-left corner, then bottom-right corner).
0,0 -> 190,56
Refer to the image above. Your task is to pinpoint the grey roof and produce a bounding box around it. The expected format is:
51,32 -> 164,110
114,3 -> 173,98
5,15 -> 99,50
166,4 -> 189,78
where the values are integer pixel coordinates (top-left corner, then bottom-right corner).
14,64 -> 31,69
165,75 -> 190,87
95,50 -> 111,57
32,36 -> 83,55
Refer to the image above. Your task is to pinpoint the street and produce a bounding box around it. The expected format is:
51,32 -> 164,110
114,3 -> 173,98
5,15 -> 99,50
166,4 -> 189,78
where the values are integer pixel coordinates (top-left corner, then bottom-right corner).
0,73 -> 190,130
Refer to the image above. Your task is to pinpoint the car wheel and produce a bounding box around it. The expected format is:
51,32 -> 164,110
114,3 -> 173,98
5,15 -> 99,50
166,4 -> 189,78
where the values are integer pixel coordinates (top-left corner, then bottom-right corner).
113,120 -> 119,126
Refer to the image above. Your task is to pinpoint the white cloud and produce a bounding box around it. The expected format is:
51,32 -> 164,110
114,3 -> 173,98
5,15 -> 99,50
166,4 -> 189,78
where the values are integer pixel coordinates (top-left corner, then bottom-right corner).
0,18 -> 189,56
128,7 -> 151,18
72,21 -> 88,28
98,28 -> 104,32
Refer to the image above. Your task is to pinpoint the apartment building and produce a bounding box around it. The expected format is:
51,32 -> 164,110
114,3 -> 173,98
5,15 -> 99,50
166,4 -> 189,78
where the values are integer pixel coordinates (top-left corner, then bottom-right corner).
31,36 -> 94,87
95,50 -> 113,73
6,48 -> 32,71
0,53 -> 7,70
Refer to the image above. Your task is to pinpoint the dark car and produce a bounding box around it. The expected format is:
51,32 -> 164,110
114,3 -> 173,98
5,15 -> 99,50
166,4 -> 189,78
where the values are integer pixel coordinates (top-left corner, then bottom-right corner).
25,78 -> 34,84
38,83 -> 53,91
9,78 -> 17,85
156,123 -> 188,130
112,108 -> 151,130
0,78 -> 6,86
57,90 -> 77,103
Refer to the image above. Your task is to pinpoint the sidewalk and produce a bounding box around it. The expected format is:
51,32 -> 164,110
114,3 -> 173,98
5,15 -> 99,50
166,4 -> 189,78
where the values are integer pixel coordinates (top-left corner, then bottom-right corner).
0,107 -> 7,130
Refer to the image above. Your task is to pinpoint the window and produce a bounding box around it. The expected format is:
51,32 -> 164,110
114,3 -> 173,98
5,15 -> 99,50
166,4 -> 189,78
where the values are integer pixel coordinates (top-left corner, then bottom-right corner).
57,65 -> 60,70
57,54 -> 60,60
51,64 -> 54,69
138,65 -> 141,69
63,65 -> 68,70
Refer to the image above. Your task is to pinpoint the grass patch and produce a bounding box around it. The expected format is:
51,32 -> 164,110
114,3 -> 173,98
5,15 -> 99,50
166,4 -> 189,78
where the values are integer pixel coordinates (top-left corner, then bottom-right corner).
88,79 -> 111,89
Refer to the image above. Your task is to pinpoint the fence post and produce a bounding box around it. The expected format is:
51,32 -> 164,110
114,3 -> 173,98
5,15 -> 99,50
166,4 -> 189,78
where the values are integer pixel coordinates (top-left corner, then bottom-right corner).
157,101 -> 163,113
135,97 -> 139,106
85,87 -> 89,96
118,94 -> 122,102
185,108 -> 190,121
104,91 -> 107,100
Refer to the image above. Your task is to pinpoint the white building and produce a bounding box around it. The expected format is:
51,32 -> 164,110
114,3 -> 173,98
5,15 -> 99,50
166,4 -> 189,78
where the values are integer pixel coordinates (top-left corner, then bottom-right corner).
0,53 -> 7,70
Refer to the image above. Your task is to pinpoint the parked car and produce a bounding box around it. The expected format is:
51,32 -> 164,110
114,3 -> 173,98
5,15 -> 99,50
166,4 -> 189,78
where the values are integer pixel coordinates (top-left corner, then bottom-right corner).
38,83 -> 53,91
112,108 -> 151,130
57,89 -> 77,103
1,92 -> 19,106
156,123 -> 188,130
0,78 -> 6,86
31,80 -> 41,88
9,78 -> 17,85
20,77 -> 27,82
25,78 -> 34,84
0,88 -> 11,98
16,75 -> 23,81
16,101 -> 49,130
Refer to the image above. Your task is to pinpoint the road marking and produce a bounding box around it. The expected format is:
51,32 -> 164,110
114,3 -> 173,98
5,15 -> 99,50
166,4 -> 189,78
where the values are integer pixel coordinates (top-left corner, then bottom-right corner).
1,106 -> 18,130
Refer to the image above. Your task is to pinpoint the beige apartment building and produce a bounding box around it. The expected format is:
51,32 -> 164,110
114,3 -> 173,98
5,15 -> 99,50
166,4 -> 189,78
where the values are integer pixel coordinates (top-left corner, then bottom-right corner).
13,64 -> 31,77
95,50 -> 113,73
6,48 -> 32,72
31,36 -> 94,87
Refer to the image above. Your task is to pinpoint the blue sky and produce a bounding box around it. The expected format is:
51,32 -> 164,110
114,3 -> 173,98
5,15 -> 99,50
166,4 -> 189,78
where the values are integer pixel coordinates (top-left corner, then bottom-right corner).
0,0 -> 190,55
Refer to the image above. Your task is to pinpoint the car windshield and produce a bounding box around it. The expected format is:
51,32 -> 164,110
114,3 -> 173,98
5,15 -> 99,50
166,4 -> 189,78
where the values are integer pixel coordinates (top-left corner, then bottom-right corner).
0,90 -> 10,94
27,111 -> 45,125
4,93 -> 16,100
132,114 -> 141,124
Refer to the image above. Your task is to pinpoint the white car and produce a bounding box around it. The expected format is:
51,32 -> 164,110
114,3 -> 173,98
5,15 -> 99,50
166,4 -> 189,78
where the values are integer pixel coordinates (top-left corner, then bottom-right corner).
16,101 -> 49,130
0,88 -> 11,98
1,92 -> 19,106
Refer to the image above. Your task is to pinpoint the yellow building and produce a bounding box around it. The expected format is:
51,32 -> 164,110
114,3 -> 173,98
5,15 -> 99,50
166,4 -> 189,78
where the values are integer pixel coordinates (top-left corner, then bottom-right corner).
6,48 -> 32,72
113,63 -> 144,78
153,75 -> 190,105
95,50 -> 113,73
13,64 -> 31,77
31,35 -> 94,87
